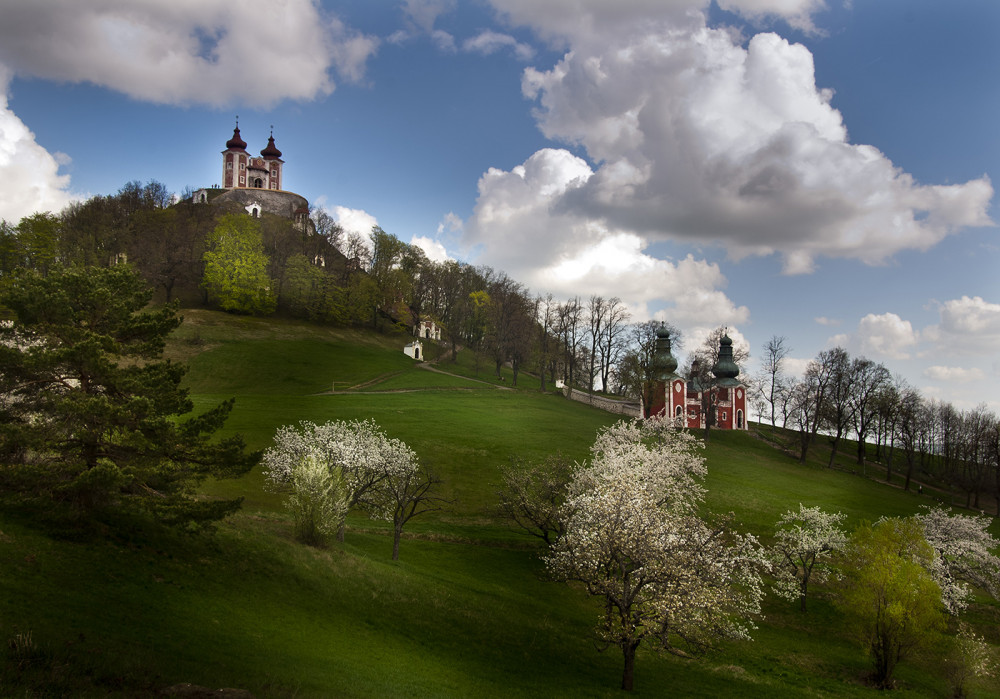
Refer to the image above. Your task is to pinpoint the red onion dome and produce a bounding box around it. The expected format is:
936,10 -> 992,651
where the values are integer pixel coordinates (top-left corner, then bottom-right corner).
226,126 -> 247,151
261,135 -> 282,158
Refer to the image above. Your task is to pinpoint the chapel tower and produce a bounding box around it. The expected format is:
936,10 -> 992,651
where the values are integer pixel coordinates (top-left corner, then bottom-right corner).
221,121 -> 283,191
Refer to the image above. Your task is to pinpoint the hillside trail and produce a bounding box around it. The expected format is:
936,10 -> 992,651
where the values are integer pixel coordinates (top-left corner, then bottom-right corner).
417,345 -> 514,390
321,344 -> 513,393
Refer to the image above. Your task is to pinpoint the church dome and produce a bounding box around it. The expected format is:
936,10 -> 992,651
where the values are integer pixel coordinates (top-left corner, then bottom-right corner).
655,325 -> 679,378
712,333 -> 740,385
226,126 -> 247,151
261,135 -> 282,159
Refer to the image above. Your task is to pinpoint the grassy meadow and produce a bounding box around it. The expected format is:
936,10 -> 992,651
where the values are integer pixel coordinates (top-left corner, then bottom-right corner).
1,309 -> 998,697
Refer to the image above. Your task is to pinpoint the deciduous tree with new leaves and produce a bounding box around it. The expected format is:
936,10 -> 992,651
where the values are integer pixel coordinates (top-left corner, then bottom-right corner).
202,213 -> 276,315
274,454 -> 349,545
770,504 -> 847,611
546,419 -> 767,692
839,518 -> 946,689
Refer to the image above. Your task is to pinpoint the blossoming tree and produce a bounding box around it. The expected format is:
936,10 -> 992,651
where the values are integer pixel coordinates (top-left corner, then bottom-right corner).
915,506 -> 1000,615
545,419 -> 767,691
263,419 -> 441,557
770,504 -> 847,611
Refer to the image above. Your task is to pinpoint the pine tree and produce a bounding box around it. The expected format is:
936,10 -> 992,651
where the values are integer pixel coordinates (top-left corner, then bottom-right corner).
0,265 -> 257,531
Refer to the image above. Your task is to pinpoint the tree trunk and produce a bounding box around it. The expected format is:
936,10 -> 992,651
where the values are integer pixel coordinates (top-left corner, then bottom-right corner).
621,642 -> 638,691
827,432 -> 842,468
392,525 -> 402,561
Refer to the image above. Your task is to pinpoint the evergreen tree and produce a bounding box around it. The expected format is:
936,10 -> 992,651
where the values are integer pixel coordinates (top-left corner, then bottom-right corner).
0,265 -> 257,531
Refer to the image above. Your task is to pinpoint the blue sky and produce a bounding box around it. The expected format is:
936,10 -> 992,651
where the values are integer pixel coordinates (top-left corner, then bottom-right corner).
0,0 -> 997,411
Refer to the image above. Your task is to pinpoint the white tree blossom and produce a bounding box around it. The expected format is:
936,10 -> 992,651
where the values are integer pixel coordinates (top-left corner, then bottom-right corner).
545,418 -> 766,692
770,504 -> 847,611
915,506 -> 1000,615
948,621 -> 998,697
263,419 -> 423,548
569,418 -> 707,513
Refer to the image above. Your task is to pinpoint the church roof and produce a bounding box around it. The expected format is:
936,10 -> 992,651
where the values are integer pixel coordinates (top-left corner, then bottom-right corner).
226,126 -> 248,151
261,134 -> 282,159
654,325 -> 679,380
712,333 -> 741,386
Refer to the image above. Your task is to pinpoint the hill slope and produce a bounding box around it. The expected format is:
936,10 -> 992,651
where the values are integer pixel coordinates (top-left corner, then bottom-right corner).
1,310 -> 997,697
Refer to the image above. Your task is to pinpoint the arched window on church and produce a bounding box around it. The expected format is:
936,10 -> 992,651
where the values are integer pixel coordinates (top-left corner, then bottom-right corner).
253,178 -> 263,188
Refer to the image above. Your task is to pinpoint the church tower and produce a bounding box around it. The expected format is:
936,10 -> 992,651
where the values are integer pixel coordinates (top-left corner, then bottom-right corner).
221,122 -> 283,191
646,325 -> 686,422
260,131 -> 283,190
710,333 -> 747,430
222,122 -> 248,189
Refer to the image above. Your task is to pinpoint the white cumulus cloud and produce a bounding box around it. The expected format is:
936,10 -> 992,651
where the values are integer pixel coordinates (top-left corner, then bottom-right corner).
924,296 -> 1000,355
855,313 -> 918,360
463,147 -> 749,327
0,68 -> 80,221
0,0 -> 378,107
411,235 -> 452,263
487,0 -> 993,274
332,206 -> 379,239
923,366 -> 986,383
826,312 -> 918,360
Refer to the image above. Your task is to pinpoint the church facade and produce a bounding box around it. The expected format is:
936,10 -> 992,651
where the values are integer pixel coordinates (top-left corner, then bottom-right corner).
645,327 -> 748,430
222,123 -> 284,191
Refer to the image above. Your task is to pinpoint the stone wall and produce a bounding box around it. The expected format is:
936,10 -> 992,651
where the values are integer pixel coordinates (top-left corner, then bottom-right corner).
213,188 -> 308,219
562,387 -> 642,419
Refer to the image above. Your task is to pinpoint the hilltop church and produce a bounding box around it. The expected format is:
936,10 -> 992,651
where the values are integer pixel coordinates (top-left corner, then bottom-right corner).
192,122 -> 310,227
645,327 -> 748,430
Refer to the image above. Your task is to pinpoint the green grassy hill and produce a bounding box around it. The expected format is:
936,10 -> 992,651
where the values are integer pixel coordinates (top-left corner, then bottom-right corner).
1,310 -> 997,697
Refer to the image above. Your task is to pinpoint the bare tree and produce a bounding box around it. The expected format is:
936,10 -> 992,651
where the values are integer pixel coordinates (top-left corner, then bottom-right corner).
788,353 -> 836,463
818,347 -> 853,468
496,454 -> 572,545
484,272 -> 534,385
849,357 -> 891,467
894,386 -> 924,490
616,320 -> 683,405
873,377 -> 903,466
598,297 -> 631,394
758,335 -> 790,430
536,295 -> 558,391
309,205 -> 343,250
555,297 -> 584,388
586,295 -> 606,394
